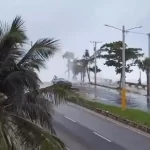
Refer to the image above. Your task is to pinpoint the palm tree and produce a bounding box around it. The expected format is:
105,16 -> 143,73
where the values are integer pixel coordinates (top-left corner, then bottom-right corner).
71,59 -> 85,81
0,16 -> 81,150
83,49 -> 91,82
138,58 -> 150,98
62,51 -> 74,80
78,49 -> 95,83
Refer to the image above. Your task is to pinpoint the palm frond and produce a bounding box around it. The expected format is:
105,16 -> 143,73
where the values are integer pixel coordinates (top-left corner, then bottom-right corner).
1,124 -> 17,150
18,38 -> 60,71
39,84 -> 83,105
4,94 -> 55,133
0,16 -> 27,66
2,70 -> 41,96
10,15 -> 27,43
3,113 -> 67,150
0,21 -> 9,40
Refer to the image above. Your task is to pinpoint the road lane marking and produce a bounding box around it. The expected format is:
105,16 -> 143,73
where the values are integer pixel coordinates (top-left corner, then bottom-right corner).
64,116 -> 76,123
68,103 -> 150,138
93,132 -> 111,142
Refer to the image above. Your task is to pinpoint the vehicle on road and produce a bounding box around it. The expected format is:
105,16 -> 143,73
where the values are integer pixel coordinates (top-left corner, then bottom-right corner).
52,76 -> 72,88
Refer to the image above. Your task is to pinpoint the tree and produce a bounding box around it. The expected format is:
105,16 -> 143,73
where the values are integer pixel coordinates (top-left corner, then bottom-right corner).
83,49 -> 91,82
137,58 -> 150,97
100,41 -> 144,88
71,59 -> 85,81
63,51 -> 74,80
0,16 -> 81,150
77,49 -> 95,82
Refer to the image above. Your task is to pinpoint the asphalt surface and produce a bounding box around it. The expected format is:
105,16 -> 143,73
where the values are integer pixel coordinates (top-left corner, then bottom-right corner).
54,103 -> 150,150
54,113 -> 124,150
73,83 -> 150,112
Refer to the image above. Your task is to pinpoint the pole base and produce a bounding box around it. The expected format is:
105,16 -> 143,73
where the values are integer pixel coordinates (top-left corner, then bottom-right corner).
121,88 -> 127,110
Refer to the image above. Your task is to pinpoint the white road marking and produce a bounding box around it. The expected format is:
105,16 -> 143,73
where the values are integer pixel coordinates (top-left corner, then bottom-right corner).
64,116 -> 76,123
93,132 -> 111,142
68,103 -> 150,138
66,147 -> 70,150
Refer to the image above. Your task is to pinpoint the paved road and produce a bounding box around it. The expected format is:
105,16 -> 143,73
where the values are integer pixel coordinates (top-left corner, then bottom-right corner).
54,103 -> 150,150
54,113 -> 124,150
73,83 -> 150,112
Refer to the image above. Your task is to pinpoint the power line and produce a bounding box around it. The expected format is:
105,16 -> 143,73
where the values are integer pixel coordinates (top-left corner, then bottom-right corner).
126,30 -> 147,35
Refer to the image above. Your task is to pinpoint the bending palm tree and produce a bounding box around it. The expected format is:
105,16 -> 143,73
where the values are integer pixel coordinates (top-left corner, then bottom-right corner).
0,16 -> 81,150
138,58 -> 150,98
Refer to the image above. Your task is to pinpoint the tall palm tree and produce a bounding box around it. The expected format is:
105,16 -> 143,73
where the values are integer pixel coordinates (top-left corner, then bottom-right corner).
83,49 -> 91,82
78,49 -> 95,82
62,51 -> 74,80
138,58 -> 150,98
71,59 -> 85,81
0,16 -> 81,150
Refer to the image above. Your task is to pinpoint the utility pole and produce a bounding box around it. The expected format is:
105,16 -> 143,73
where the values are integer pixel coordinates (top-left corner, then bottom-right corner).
122,26 -> 126,110
105,24 -> 142,110
90,41 -> 102,98
147,33 -> 150,103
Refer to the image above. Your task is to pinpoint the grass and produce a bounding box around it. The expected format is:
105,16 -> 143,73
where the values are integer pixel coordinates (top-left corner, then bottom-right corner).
74,98 -> 150,127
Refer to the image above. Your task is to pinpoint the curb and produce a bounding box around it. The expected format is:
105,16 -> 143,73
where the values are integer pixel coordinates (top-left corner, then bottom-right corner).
71,100 -> 150,134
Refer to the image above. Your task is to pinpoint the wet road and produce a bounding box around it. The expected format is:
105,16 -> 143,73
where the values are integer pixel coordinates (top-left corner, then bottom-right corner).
54,103 -> 150,150
54,113 -> 125,150
73,83 -> 150,112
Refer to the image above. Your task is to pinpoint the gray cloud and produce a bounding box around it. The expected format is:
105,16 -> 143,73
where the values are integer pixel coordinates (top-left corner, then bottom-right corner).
1,0 -> 150,82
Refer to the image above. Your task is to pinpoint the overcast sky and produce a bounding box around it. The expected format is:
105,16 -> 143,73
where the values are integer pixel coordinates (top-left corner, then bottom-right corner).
1,0 -> 150,83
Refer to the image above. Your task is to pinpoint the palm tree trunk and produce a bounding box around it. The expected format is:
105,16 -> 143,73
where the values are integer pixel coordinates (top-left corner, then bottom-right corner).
83,71 -> 85,82
119,73 -> 122,89
80,72 -> 82,82
86,67 -> 90,83
67,59 -> 70,80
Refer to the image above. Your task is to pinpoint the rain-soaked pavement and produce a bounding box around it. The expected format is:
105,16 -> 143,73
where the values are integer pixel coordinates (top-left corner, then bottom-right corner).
73,83 -> 150,112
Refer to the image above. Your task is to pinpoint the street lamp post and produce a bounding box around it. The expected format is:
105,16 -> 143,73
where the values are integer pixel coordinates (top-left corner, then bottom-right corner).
105,24 -> 142,110
147,33 -> 150,103
122,26 -> 126,110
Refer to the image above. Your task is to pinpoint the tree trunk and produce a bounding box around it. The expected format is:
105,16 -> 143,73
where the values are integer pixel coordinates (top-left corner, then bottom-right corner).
83,70 -> 85,82
119,73 -> 122,89
80,72 -> 82,82
146,68 -> 150,104
67,59 -> 70,80
86,67 -> 90,83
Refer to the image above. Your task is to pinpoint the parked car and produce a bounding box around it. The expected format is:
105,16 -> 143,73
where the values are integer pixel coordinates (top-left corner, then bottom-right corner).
52,77 -> 72,88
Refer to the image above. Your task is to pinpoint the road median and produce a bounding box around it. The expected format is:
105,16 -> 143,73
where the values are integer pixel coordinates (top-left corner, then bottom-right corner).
70,97 -> 150,134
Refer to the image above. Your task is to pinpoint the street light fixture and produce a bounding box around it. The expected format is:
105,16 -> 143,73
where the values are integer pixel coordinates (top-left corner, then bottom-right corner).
104,24 -> 142,110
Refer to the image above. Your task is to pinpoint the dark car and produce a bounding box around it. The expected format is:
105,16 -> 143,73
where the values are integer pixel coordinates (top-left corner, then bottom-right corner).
52,78 -> 72,88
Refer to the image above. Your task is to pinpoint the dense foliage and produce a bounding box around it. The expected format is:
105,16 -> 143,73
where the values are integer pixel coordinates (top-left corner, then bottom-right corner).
0,16 -> 81,150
